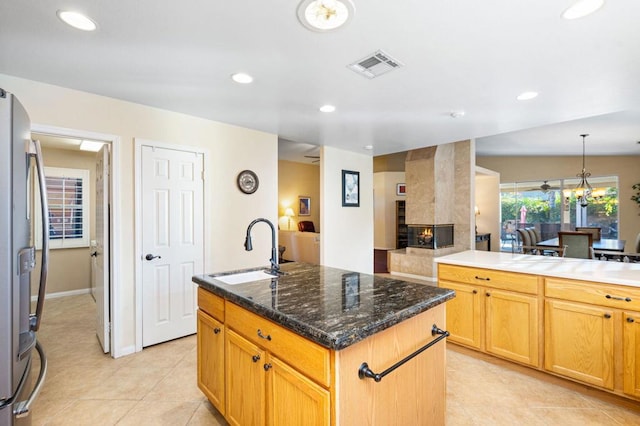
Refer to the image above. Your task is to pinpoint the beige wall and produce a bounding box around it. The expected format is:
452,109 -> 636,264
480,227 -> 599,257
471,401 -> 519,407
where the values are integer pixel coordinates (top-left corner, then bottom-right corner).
321,146 -> 374,274
476,155 -> 640,246
278,160 -> 320,233
2,73 -> 278,355
30,146 -> 98,295
373,171 -> 405,249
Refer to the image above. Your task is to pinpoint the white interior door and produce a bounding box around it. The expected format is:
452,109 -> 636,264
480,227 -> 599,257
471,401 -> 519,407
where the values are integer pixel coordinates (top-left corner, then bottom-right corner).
95,145 -> 110,353
141,145 -> 204,347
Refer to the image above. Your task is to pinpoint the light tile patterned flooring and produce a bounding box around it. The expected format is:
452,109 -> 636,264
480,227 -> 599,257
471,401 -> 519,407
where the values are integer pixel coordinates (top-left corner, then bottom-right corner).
32,294 -> 640,425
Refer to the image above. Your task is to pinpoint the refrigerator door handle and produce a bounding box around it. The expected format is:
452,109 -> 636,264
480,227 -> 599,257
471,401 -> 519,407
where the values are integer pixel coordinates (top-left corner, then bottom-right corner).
28,139 -> 49,332
13,340 -> 48,418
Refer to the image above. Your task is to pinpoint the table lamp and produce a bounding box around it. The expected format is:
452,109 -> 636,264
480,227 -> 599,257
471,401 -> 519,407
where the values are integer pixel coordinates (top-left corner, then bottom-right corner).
285,207 -> 295,230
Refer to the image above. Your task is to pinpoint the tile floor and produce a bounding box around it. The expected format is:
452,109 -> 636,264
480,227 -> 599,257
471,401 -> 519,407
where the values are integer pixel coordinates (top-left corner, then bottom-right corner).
31,294 -> 640,425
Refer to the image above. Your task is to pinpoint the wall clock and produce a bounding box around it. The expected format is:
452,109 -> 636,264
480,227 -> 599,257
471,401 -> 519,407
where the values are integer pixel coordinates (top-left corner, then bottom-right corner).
237,169 -> 259,194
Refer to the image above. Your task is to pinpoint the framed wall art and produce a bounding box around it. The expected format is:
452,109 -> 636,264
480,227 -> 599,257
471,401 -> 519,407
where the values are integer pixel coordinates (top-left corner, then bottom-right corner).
298,196 -> 311,216
341,169 -> 359,207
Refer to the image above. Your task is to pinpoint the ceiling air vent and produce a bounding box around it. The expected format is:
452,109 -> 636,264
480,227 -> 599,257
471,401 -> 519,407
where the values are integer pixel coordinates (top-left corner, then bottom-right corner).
348,50 -> 403,79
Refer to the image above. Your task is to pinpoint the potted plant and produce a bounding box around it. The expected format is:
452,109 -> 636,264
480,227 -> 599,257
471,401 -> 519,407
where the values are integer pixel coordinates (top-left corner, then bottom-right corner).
632,183 -> 640,214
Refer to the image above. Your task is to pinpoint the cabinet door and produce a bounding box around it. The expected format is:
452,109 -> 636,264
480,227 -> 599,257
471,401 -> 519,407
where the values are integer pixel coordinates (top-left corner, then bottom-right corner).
441,281 -> 482,349
485,289 -> 539,367
197,310 -> 225,414
267,356 -> 330,426
226,329 -> 266,426
545,300 -> 614,389
623,312 -> 640,397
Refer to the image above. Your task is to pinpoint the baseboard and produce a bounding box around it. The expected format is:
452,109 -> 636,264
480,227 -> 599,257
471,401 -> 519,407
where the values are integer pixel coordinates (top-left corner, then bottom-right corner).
31,288 -> 91,302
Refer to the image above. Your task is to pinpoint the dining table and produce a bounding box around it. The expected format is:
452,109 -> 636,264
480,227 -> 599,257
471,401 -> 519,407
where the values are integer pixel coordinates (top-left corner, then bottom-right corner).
536,237 -> 626,252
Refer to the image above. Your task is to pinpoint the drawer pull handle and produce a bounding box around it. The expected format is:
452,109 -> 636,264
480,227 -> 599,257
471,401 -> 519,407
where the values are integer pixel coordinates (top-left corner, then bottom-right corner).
486,292 -> 491,297
628,317 -> 636,323
605,294 -> 632,302
604,313 -> 612,319
472,289 -> 478,294
358,324 -> 449,383
475,276 -> 490,281
252,355 -> 261,363
213,328 -> 221,334
257,329 -> 272,341
263,363 -> 272,371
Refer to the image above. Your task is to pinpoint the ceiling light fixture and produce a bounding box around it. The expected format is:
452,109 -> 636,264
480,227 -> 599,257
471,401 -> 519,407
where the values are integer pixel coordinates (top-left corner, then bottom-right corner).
450,111 -> 465,118
297,0 -> 355,32
57,10 -> 97,31
231,73 -> 253,84
80,140 -> 104,152
516,91 -> 538,101
363,145 -> 373,150
562,0 -> 605,20
574,134 -> 593,207
319,105 -> 335,113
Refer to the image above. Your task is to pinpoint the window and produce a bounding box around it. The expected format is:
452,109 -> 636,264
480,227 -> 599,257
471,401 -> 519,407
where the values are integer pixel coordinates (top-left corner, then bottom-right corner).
35,167 -> 90,249
499,176 -> 619,250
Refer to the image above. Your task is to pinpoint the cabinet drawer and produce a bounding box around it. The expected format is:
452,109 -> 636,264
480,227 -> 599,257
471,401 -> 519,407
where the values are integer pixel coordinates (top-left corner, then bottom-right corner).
438,264 -> 538,295
545,278 -> 640,311
226,302 -> 331,388
198,287 -> 225,322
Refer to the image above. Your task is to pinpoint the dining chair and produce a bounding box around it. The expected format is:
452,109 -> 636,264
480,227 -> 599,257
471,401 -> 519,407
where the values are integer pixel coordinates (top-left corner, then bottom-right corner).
558,231 -> 594,259
575,227 -> 601,240
635,232 -> 640,253
517,228 -> 538,254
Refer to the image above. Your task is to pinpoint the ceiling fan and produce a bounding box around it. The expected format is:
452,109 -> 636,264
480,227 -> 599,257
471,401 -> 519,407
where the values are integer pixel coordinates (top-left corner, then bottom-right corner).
540,181 -> 552,193
304,155 -> 320,163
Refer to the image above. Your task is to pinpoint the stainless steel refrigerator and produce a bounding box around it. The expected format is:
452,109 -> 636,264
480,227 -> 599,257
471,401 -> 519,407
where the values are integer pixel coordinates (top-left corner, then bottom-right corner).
0,88 -> 49,426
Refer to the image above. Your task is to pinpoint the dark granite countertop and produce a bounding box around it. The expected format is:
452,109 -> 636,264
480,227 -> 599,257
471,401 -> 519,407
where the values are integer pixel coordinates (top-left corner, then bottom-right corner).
193,262 -> 455,350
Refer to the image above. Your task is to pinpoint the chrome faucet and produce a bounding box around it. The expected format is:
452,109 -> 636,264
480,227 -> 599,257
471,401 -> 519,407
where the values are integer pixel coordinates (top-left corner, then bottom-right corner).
244,218 -> 280,276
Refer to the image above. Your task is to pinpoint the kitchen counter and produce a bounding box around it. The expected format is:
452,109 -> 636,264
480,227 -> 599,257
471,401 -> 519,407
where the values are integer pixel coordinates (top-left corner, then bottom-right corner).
434,250 -> 640,287
193,262 -> 454,350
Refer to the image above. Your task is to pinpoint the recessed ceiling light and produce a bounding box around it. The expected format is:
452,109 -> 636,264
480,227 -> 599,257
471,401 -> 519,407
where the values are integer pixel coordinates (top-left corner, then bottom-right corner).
319,105 -> 336,113
517,91 -> 539,101
562,0 -> 605,20
450,111 -> 465,118
57,10 -> 97,31
231,73 -> 253,84
363,145 -> 373,150
297,0 -> 356,32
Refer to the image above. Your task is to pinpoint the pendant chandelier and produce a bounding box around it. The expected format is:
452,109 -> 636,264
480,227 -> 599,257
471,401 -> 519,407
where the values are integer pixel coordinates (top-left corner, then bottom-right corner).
574,133 -> 593,207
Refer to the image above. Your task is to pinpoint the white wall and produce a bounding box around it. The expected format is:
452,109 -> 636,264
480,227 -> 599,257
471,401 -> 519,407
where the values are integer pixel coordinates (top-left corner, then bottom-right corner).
373,171 -> 405,249
0,74 -> 278,356
320,146 -> 373,274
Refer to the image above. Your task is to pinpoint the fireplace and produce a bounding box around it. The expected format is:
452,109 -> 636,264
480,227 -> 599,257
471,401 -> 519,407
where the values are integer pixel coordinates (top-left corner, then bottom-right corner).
407,224 -> 454,249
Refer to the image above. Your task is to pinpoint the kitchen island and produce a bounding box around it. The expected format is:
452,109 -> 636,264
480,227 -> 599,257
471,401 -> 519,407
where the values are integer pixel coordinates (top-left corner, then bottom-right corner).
193,262 -> 454,426
435,250 -> 640,403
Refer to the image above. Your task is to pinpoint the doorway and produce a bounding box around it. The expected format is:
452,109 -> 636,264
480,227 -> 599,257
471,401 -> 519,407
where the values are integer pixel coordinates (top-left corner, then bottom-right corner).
31,124 -> 122,357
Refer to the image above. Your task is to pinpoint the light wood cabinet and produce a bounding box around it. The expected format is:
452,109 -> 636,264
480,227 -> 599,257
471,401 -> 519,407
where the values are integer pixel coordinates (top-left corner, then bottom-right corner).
197,310 -> 225,414
623,311 -> 640,397
225,329 -> 266,426
438,264 -> 540,367
485,289 -> 539,366
439,281 -> 482,349
544,299 -> 614,389
267,356 -> 330,426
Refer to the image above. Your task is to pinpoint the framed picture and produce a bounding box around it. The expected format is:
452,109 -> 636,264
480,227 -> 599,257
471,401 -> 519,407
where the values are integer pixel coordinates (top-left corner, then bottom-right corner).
298,196 -> 311,216
396,183 -> 406,196
341,272 -> 360,311
341,170 -> 360,207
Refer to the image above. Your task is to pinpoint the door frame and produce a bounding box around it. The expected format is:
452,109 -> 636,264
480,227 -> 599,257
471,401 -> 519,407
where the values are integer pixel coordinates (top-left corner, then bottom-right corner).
31,123 -> 122,357
134,138 -> 208,352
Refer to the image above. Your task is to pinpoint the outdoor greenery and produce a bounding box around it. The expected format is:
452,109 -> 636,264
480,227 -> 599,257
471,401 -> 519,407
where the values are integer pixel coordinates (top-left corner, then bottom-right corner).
632,183 -> 640,214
